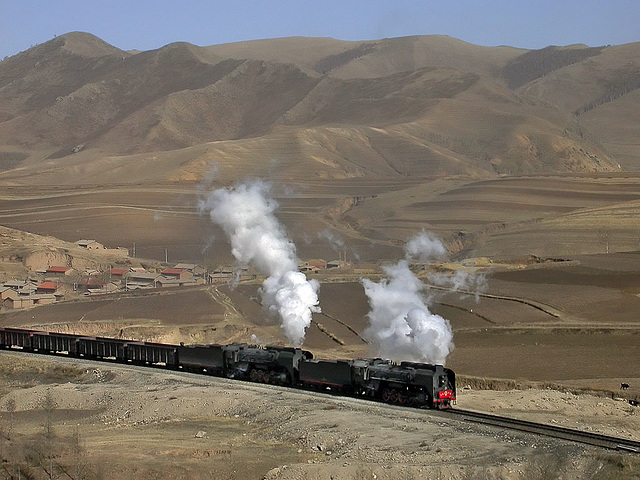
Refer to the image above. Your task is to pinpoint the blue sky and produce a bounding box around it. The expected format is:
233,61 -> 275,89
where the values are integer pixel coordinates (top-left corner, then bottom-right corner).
2,1 -> 639,59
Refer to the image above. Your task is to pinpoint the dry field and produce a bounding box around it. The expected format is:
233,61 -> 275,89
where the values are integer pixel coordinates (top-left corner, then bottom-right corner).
3,174 -> 640,262
1,174 -> 640,479
1,174 -> 640,390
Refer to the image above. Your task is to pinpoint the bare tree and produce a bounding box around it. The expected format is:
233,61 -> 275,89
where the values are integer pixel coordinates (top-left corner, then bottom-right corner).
40,390 -> 57,479
64,426 -> 91,480
5,398 -> 16,439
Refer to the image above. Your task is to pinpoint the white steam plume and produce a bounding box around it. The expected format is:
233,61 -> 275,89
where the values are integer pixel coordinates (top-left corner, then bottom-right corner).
406,230 -> 487,299
405,229 -> 447,262
361,231 -> 454,364
318,229 -> 345,252
199,180 -> 320,346
428,269 -> 488,302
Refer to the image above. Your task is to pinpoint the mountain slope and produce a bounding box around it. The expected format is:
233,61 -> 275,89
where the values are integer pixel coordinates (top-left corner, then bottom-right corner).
0,33 -> 630,185
515,42 -> 640,169
202,35 -> 522,79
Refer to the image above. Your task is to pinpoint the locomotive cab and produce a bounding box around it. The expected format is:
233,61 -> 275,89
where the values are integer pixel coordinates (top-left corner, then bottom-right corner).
400,362 -> 456,408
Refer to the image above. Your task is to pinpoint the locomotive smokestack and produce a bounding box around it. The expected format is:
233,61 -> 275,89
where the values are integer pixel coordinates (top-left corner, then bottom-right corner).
199,179 -> 320,347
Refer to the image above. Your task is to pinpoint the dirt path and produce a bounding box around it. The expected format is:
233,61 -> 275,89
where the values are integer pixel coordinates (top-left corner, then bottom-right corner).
427,283 -> 566,320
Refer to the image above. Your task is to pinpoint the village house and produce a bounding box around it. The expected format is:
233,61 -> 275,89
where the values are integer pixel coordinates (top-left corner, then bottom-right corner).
173,263 -> 206,276
327,259 -> 348,269
36,282 -> 58,294
76,277 -> 104,294
299,259 -> 327,273
156,276 -> 200,288
3,279 -> 28,290
30,294 -> 57,306
46,266 -> 75,276
125,271 -> 161,290
1,287 -> 59,309
85,282 -> 119,295
208,267 -> 257,284
0,286 -> 14,301
109,268 -> 127,278
76,239 -> 104,250
1,280 -> 37,297
3,292 -> 31,309
76,239 -> 128,256
160,268 -> 194,282
18,284 -> 37,296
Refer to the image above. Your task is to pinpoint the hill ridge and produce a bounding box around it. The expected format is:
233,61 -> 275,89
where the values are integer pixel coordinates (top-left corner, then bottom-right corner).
2,31 -> 639,184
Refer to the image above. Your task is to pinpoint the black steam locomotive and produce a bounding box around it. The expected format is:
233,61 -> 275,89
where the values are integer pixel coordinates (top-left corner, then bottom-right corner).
0,327 -> 456,409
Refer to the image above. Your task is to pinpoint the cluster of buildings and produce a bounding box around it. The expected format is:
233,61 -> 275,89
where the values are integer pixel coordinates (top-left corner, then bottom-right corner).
0,265 -> 78,309
1,247 -> 347,311
0,263 -> 212,310
120,264 -> 208,290
0,276 -> 63,309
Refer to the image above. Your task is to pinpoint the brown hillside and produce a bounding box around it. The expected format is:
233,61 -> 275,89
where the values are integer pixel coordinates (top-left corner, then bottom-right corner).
205,35 -> 523,79
0,32 -> 127,120
517,42 -> 640,169
0,33 -> 628,180
0,32 -> 636,262
503,44 -> 606,89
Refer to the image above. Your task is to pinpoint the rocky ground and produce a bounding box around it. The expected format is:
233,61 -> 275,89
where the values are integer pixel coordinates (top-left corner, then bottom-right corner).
0,352 -> 638,480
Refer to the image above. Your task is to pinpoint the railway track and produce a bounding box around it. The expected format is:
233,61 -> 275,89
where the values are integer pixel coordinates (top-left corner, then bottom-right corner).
441,408 -> 640,453
1,345 -> 639,455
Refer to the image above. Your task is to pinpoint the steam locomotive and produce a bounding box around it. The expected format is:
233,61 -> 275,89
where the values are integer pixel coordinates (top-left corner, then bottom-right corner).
0,327 -> 456,409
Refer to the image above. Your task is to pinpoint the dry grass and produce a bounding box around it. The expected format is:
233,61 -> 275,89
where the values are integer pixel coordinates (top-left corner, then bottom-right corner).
0,356 -> 105,391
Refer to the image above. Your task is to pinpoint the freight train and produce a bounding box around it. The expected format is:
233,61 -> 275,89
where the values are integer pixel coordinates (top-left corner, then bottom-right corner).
0,327 -> 456,409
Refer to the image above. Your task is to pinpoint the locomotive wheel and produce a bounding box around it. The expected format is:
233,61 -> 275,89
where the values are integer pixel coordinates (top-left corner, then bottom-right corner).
262,371 -> 271,383
249,368 -> 260,382
397,393 -> 407,404
381,388 -> 392,402
388,389 -> 398,403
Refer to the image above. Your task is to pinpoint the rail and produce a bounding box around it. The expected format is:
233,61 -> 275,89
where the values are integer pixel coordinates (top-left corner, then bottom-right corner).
2,331 -> 640,454
441,408 -> 640,453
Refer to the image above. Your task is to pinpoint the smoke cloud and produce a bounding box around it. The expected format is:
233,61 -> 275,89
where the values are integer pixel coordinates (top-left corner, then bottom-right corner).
428,269 -> 488,302
318,229 -> 345,252
404,229 -> 447,262
199,180 -> 320,346
361,231 -> 454,365
406,230 -> 488,299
